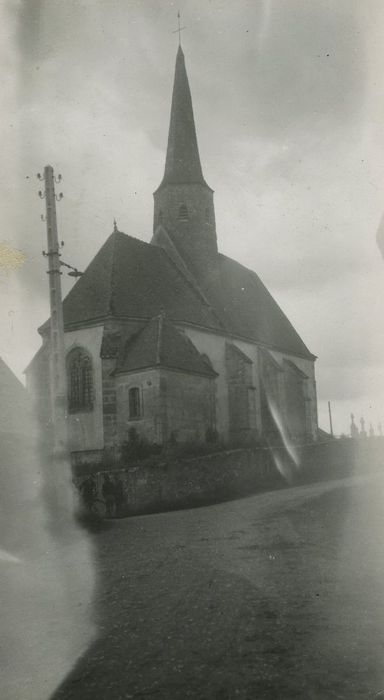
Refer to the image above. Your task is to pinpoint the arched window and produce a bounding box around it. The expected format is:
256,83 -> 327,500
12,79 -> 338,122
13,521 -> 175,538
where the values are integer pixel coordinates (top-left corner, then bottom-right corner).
158,210 -> 163,224
178,204 -> 188,221
205,207 -> 210,222
129,387 -> 141,420
67,348 -> 93,412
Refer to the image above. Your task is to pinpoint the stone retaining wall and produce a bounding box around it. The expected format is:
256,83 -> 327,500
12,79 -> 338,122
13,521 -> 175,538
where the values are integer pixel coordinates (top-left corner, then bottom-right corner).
74,438 -> 384,519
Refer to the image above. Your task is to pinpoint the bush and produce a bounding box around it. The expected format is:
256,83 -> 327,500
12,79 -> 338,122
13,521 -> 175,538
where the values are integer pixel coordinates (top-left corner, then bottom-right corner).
120,427 -> 161,464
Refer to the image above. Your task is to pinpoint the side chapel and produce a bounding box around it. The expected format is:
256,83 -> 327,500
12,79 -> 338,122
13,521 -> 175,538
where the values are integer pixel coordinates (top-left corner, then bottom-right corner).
26,46 -> 318,463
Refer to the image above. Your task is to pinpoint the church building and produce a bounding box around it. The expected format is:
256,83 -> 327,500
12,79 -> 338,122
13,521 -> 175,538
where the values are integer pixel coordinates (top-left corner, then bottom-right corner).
26,46 -> 318,464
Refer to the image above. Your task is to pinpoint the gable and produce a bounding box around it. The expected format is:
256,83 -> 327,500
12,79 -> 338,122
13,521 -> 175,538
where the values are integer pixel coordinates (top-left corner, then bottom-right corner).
117,315 -> 217,378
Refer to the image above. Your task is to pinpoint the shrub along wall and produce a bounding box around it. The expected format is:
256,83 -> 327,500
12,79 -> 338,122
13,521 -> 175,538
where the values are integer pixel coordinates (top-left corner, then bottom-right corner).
73,437 -> 384,519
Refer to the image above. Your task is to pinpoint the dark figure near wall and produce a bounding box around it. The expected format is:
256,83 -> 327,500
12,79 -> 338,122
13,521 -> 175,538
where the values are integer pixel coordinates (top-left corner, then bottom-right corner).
114,480 -> 125,517
102,475 -> 116,518
80,476 -> 95,511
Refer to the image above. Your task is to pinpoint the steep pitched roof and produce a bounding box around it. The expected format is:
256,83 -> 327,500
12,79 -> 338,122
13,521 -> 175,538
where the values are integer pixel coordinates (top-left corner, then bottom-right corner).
118,314 -> 217,377
209,254 -> 314,359
39,229 -> 314,359
156,46 -> 210,190
42,231 -> 222,333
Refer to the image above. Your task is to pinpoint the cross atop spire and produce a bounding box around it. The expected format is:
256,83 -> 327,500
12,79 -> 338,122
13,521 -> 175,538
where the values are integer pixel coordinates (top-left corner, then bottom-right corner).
172,11 -> 186,46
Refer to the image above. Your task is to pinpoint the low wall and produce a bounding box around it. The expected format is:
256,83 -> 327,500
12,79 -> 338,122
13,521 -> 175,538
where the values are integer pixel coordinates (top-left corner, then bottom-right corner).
296,438 -> 384,483
74,438 -> 384,519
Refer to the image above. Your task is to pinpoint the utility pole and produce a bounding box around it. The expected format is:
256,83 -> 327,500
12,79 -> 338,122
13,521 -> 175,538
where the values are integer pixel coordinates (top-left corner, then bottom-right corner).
328,400 -> 334,437
37,165 -> 74,521
37,167 -> 83,522
38,165 -> 67,453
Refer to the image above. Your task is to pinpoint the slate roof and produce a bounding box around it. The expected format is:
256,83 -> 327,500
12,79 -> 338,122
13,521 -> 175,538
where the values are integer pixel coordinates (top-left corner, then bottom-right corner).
214,254 -> 314,359
44,231 -> 223,333
40,229 -> 314,360
156,45 -> 210,191
117,314 -> 217,377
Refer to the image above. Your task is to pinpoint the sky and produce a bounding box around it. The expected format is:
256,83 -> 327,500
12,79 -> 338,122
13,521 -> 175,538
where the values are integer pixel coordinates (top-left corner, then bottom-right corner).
1,0 -> 384,435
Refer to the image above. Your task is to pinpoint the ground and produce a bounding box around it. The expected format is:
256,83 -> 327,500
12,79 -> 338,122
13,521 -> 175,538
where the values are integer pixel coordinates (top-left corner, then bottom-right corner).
3,470 -> 384,699
47,472 -> 384,700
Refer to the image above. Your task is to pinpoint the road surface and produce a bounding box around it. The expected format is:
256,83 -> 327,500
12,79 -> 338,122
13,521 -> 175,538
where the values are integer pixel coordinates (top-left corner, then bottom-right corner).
43,474 -> 384,698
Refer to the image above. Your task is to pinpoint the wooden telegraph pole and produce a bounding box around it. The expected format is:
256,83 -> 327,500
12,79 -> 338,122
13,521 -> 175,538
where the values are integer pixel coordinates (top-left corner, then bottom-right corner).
38,165 -> 67,451
38,166 -> 71,515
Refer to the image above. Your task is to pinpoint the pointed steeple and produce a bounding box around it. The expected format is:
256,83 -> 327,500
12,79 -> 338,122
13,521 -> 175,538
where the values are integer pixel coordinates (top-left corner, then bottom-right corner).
153,46 -> 218,284
160,46 -> 208,189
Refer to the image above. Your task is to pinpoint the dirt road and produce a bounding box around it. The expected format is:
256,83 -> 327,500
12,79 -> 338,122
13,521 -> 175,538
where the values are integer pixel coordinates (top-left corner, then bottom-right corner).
50,473 -> 384,698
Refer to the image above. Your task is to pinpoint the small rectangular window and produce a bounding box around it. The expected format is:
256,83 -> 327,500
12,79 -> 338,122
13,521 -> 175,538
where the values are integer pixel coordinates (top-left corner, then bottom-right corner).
129,387 -> 141,419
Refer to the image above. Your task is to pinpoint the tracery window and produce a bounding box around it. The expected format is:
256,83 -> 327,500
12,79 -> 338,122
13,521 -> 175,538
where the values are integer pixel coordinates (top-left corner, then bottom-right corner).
129,387 -> 141,420
67,348 -> 93,412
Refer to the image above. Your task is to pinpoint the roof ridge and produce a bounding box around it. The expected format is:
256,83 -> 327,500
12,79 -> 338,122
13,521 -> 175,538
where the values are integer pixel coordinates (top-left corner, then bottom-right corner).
109,232 -> 117,314
113,230 -> 151,247
159,246 -> 226,331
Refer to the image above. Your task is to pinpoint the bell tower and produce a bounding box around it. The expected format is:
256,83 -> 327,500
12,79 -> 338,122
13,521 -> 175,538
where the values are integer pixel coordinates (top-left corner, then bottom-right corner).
153,46 -> 218,283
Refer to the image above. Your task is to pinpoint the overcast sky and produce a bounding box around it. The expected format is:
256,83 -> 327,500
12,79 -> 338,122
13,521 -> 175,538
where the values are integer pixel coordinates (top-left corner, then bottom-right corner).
1,0 -> 384,435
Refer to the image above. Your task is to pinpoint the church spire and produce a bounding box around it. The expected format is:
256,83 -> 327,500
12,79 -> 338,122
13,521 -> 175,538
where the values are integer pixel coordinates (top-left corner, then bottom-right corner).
160,45 -> 208,189
152,45 -> 218,283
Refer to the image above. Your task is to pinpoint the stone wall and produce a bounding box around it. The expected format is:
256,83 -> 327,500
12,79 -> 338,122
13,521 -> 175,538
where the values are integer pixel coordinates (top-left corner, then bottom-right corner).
101,357 -> 118,449
114,368 -> 216,448
25,326 -> 105,452
65,325 -> 104,452
153,182 -> 218,282
161,369 -> 216,443
74,437 -> 384,520
75,446 -> 282,519
116,369 -> 163,445
180,328 -> 318,445
269,348 -> 318,441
